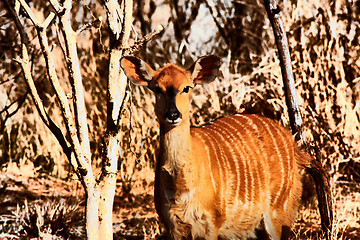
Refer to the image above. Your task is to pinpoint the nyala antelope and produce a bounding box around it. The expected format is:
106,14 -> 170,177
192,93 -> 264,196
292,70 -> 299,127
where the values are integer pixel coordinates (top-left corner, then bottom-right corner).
120,55 -> 309,240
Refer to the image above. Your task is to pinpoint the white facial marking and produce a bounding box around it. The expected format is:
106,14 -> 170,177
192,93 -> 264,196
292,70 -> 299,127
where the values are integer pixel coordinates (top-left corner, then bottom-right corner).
165,117 -> 182,126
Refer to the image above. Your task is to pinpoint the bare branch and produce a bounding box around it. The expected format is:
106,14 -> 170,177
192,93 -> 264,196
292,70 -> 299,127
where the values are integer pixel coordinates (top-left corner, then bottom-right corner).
116,90 -> 130,128
101,0 -> 123,43
4,0 -> 28,45
17,2 -> 99,237
98,1 -> 134,238
104,0 -> 133,131
0,91 -> 27,116
119,0 -> 132,49
17,0 -> 42,27
204,1 -> 230,46
124,25 -> 164,55
17,0 -> 93,181
48,0 -> 64,14
50,0 -> 92,161
263,0 -> 304,142
44,12 -> 56,29
264,0 -> 333,238
0,90 -> 28,133
76,17 -> 103,35
14,46 -> 72,157
5,0 -> 71,159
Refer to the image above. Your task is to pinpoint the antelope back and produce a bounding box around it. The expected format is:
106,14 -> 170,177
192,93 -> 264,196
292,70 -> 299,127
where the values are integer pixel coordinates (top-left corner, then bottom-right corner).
177,114 -> 309,239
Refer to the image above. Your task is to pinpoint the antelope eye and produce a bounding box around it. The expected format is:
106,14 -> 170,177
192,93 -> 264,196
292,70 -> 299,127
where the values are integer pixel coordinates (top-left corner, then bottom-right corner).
182,86 -> 191,93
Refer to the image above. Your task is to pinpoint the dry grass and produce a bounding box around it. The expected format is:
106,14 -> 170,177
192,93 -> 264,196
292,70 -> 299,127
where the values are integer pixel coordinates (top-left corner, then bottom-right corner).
0,172 -> 85,239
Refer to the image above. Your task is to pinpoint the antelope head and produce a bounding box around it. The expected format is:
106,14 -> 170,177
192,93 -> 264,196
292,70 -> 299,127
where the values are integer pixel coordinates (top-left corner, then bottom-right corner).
120,55 -> 221,130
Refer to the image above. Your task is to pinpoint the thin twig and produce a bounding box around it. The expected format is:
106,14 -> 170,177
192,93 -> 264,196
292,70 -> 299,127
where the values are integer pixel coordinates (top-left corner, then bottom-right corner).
204,1 -> 230,46
48,0 -> 64,14
0,89 -> 28,133
76,17 -> 102,35
0,91 -> 27,116
116,90 -> 130,128
124,25 -> 164,55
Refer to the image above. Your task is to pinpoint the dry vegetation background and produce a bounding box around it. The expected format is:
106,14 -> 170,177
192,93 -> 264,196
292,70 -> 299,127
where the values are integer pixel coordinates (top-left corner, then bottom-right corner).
0,0 -> 360,239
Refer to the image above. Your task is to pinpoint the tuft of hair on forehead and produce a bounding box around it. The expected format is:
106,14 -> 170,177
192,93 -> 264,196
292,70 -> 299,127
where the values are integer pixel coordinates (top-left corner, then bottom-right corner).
152,64 -> 193,88
156,64 -> 189,77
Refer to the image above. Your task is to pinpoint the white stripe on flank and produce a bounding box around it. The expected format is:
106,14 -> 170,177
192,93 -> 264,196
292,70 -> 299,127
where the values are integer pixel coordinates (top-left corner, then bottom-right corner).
201,130 -> 225,205
220,120 -> 251,209
207,125 -> 235,219
202,128 -> 228,212
231,116 -> 264,197
267,119 -> 292,205
194,131 -> 217,194
218,120 -> 247,221
228,116 -> 259,215
234,115 -> 267,195
253,115 -> 284,205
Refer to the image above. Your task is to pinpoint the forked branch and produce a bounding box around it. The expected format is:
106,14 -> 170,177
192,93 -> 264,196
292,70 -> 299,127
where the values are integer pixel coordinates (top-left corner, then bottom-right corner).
15,0 -> 94,184
5,0 -> 72,160
49,0 -> 91,161
13,1 -> 100,238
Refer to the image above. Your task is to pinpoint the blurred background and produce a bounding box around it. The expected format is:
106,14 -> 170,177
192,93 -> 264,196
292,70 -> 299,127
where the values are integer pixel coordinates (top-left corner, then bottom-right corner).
1,0 -> 359,238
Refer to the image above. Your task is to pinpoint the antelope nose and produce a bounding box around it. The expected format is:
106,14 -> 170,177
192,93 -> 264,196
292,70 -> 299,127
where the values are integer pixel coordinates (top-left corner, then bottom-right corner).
165,110 -> 181,121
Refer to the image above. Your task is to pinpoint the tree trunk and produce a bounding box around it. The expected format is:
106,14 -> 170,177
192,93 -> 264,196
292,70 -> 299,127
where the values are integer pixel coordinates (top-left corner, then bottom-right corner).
99,0 -> 133,239
9,0 -> 161,238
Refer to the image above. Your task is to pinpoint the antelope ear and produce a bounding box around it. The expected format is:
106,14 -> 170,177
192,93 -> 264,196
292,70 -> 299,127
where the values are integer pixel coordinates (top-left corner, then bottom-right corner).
187,55 -> 222,85
120,56 -> 154,86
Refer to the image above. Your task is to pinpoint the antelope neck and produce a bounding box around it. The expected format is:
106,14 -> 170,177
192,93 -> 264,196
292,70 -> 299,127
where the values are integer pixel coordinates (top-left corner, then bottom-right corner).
159,120 -> 191,176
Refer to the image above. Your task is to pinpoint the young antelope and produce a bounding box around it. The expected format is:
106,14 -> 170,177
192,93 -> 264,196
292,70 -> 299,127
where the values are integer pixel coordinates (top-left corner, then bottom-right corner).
120,55 -> 309,240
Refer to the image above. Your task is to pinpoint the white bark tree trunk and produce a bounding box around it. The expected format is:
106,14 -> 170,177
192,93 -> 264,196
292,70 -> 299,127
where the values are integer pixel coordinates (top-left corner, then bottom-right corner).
99,1 -> 133,238
10,0 -> 161,238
